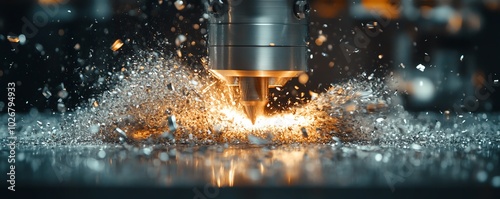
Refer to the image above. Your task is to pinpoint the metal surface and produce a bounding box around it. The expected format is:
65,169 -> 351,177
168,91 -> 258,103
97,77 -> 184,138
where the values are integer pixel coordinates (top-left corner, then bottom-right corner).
3,117 -> 500,199
239,77 -> 269,123
208,24 -> 307,46
208,46 -> 307,71
207,0 -> 309,123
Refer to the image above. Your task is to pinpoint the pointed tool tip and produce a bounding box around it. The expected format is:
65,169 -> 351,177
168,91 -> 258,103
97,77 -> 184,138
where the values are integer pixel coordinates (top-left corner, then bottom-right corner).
243,104 -> 263,125
250,116 -> 257,125
245,108 -> 258,124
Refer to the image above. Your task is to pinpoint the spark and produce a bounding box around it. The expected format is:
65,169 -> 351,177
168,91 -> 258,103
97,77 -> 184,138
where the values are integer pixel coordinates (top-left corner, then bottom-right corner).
219,108 -> 313,130
68,50 -> 382,145
110,39 -> 124,51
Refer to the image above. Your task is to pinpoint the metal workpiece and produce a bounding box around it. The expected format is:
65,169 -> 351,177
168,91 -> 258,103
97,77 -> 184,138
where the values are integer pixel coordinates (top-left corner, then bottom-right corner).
206,0 -> 310,123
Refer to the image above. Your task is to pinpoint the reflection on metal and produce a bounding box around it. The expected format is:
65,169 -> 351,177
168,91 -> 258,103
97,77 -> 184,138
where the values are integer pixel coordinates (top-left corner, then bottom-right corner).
12,143 -> 500,187
192,146 -> 317,187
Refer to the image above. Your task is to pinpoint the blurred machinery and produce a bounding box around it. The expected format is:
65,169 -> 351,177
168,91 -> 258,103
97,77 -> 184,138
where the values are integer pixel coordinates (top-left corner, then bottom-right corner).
309,0 -> 500,112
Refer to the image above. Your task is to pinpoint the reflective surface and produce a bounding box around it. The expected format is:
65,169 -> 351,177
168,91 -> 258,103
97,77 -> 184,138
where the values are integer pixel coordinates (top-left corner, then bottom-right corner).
2,108 -> 500,198
2,111 -> 500,190
3,142 -> 500,188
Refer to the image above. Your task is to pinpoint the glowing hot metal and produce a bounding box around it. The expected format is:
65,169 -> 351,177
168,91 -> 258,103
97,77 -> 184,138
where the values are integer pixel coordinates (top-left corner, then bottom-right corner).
206,0 -> 310,123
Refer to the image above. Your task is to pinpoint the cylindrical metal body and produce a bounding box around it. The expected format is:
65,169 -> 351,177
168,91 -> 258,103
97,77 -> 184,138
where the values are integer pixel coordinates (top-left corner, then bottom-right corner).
207,0 -> 309,123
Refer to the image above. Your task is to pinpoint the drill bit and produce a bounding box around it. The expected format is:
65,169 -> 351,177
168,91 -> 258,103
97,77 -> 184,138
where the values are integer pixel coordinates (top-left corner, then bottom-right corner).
239,77 -> 269,124
206,0 -> 309,124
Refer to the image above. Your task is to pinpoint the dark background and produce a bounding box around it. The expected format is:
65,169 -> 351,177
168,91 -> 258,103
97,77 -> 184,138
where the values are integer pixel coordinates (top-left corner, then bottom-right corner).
1,0 -> 500,113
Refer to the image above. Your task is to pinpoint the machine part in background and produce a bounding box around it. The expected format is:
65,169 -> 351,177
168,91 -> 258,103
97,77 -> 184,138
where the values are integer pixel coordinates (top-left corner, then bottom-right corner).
206,0 -> 310,123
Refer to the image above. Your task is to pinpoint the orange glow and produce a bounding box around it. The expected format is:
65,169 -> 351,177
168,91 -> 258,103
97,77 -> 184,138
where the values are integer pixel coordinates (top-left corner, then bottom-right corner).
362,0 -> 400,19
201,146 -> 323,187
315,34 -> 327,46
219,108 -> 313,130
111,39 -> 124,51
125,94 -> 340,144
38,0 -> 66,5
472,71 -> 486,89
130,129 -> 154,140
486,1 -> 500,11
312,0 -> 347,19
420,5 -> 433,18
104,63 -> 342,145
7,36 -> 20,43
447,13 -> 463,34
